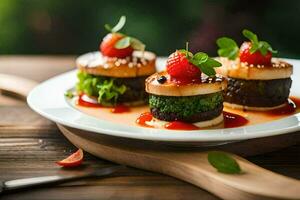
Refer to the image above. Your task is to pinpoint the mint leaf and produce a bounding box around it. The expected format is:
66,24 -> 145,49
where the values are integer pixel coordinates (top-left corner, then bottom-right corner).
260,41 -> 277,54
196,58 -> 221,76
115,36 -> 146,51
204,58 -> 222,68
216,37 -> 239,60
130,37 -> 146,51
191,52 -> 222,77
193,52 -> 208,64
105,16 -> 126,33
115,36 -> 131,49
197,64 -> 216,76
208,151 -> 241,174
242,29 -> 277,56
242,29 -> 258,44
103,15 -> 146,52
104,24 -> 113,32
217,37 -> 237,48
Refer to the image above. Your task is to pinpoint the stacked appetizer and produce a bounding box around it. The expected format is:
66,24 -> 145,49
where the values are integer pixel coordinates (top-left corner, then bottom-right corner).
76,16 -> 156,106
145,46 -> 227,128
217,29 -> 293,110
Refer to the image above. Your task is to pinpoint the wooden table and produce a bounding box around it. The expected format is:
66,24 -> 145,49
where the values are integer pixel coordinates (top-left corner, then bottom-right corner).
0,56 -> 299,200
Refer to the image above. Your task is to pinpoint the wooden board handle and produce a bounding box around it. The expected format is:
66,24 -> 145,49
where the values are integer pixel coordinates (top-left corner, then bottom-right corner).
165,153 -> 300,200
0,73 -> 37,98
58,124 -> 300,200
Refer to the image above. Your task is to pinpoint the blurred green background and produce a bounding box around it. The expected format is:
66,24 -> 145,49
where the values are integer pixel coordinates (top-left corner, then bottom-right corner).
0,0 -> 300,58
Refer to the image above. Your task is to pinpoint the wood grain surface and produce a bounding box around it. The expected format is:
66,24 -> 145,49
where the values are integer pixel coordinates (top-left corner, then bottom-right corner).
0,56 -> 299,200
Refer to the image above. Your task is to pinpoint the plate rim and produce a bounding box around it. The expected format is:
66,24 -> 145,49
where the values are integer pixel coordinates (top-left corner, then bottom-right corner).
27,57 -> 300,142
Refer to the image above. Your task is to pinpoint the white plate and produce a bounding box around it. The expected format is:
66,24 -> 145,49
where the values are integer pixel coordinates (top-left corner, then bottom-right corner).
27,57 -> 300,144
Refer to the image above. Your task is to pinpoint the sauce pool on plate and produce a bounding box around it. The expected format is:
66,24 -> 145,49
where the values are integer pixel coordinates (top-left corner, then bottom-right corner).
77,94 -> 102,108
77,94 -> 130,113
165,121 -> 199,130
73,95 -> 300,131
223,111 -> 249,128
111,105 -> 130,113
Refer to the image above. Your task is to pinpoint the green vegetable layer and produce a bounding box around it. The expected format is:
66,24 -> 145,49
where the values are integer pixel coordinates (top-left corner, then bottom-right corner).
76,71 -> 127,106
149,92 -> 223,118
76,71 -> 149,106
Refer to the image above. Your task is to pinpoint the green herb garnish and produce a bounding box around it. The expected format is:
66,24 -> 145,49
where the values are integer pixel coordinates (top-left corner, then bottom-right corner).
104,16 -> 145,51
216,29 -> 277,59
64,91 -> 74,99
179,43 -> 222,77
216,37 -> 239,60
105,16 -> 126,33
242,29 -> 277,55
207,151 -> 242,174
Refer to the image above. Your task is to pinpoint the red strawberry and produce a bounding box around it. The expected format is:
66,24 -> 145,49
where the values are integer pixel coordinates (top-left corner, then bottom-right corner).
166,51 -> 201,81
239,42 -> 272,65
100,33 -> 133,58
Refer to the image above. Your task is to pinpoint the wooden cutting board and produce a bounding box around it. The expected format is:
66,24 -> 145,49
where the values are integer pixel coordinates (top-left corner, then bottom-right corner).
58,125 -> 300,200
2,73 -> 300,200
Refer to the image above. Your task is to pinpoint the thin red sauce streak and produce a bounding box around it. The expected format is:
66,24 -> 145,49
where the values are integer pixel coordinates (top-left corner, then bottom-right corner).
77,94 -> 102,108
165,121 -> 199,130
111,105 -> 130,113
223,111 -> 249,128
136,112 -> 153,128
266,97 -> 300,116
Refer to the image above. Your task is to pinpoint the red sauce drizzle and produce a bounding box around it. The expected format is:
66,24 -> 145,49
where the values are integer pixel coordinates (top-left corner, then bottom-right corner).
77,94 -> 102,108
290,96 -> 300,107
165,121 -> 199,130
111,105 -> 130,113
265,97 -> 300,116
223,111 -> 249,128
136,112 -> 153,127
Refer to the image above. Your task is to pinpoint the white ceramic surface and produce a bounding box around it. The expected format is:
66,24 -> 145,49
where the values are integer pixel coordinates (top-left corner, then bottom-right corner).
27,57 -> 300,143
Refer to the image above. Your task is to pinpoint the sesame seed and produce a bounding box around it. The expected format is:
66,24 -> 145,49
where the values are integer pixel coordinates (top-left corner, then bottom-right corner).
115,61 -> 121,66
128,63 -> 134,68
103,63 -> 109,69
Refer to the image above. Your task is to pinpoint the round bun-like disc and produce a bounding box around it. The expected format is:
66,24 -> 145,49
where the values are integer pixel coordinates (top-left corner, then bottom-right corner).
145,71 -> 227,96
216,57 -> 293,80
76,51 -> 156,78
